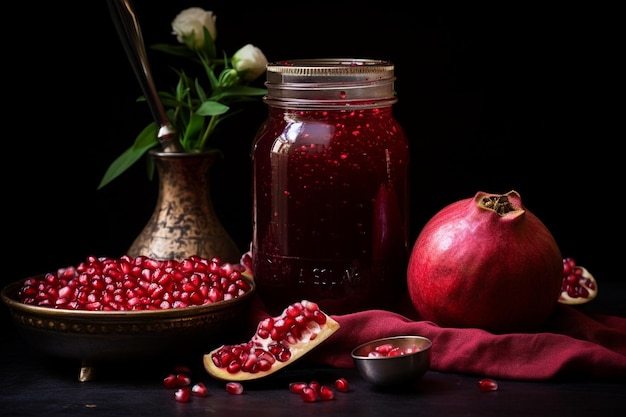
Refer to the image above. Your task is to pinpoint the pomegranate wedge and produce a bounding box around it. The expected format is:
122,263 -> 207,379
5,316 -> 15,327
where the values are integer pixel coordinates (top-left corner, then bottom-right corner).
204,300 -> 340,381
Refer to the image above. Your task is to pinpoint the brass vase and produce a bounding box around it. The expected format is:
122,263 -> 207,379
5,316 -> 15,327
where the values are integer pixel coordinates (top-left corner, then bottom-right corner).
127,150 -> 241,263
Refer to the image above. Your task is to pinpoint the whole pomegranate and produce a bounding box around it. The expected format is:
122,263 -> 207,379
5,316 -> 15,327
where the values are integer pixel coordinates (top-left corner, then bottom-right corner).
407,190 -> 563,333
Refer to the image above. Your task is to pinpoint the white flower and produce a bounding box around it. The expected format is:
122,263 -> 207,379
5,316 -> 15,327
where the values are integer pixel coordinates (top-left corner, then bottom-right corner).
171,7 -> 217,49
232,44 -> 268,81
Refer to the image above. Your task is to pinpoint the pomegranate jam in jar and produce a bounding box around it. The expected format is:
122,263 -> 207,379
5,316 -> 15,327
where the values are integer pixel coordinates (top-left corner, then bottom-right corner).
251,59 -> 409,315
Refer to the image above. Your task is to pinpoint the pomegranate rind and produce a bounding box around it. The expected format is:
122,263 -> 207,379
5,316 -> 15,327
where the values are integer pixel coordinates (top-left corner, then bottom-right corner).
239,249 -> 254,280
203,301 -> 340,382
558,266 -> 598,305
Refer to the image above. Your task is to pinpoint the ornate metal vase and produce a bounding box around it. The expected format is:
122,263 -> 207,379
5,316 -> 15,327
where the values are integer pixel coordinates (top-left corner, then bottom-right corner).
127,150 -> 241,263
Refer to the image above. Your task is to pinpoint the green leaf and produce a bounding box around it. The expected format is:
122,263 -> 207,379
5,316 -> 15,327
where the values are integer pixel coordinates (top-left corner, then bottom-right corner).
180,113 -> 205,150
150,43 -> 195,59
132,123 -> 160,149
97,124 -> 159,189
196,100 -> 229,116
160,95 -> 190,110
195,78 -> 208,102
201,27 -> 217,60
201,55 -> 221,90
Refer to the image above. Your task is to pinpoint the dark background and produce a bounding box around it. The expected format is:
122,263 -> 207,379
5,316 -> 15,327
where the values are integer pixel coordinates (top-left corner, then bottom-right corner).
2,2 -> 621,324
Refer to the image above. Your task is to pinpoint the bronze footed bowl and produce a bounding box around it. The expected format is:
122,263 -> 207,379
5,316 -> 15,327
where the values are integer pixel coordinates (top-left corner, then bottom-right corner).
1,276 -> 255,381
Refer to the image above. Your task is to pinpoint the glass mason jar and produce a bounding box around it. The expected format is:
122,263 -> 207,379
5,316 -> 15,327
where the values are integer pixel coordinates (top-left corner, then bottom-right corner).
251,59 -> 410,315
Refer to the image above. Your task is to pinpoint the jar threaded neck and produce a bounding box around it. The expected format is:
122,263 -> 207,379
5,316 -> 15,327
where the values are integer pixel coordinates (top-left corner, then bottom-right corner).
264,58 -> 397,109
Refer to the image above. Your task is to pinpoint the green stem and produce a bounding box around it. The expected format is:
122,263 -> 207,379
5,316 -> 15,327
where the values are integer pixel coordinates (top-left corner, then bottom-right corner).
197,115 -> 219,151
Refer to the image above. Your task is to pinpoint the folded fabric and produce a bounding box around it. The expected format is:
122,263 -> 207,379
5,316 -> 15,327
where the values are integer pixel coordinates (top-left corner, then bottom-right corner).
248,295 -> 626,381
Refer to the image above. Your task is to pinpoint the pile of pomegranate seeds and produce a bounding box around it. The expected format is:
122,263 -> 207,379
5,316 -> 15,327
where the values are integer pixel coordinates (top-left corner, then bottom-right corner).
559,257 -> 598,304
289,378 -> 351,402
163,366 -> 208,402
367,343 -> 421,358
17,255 -> 252,311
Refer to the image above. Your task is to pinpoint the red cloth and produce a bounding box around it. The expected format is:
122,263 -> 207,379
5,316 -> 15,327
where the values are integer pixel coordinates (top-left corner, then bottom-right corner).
250,296 -> 626,381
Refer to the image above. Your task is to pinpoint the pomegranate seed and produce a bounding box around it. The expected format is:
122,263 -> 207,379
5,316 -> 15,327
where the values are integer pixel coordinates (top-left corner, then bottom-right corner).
300,386 -> 318,402
163,374 -> 178,389
226,361 -> 242,374
404,345 -> 421,354
225,382 -> 244,395
174,387 -> 191,402
374,343 -> 394,355
191,382 -> 208,397
319,385 -> 335,401
289,382 -> 308,394
478,378 -> 498,392
176,374 -> 191,387
308,380 -> 321,393
334,377 -> 349,392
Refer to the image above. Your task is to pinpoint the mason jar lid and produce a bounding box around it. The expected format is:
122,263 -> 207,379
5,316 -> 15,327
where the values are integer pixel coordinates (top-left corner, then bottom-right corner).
264,58 -> 397,109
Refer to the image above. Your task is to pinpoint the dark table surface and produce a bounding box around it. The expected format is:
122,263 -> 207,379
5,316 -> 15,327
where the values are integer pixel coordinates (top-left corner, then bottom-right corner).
2,282 -> 625,417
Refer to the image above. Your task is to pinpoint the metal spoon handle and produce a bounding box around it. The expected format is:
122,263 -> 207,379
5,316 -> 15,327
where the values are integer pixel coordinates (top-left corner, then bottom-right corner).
107,0 -> 181,152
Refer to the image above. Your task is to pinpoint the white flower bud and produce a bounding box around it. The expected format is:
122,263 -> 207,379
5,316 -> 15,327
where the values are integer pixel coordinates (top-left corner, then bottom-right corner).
171,7 -> 217,49
232,44 -> 268,81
